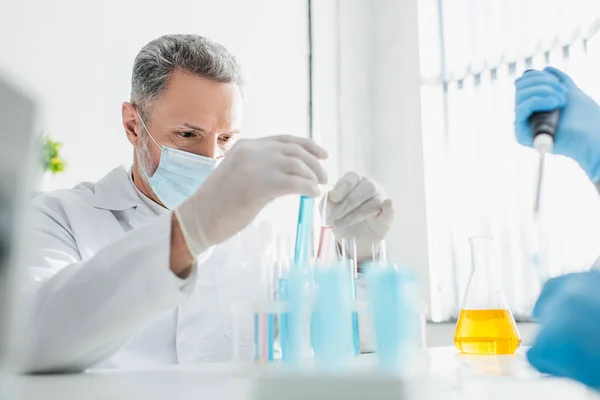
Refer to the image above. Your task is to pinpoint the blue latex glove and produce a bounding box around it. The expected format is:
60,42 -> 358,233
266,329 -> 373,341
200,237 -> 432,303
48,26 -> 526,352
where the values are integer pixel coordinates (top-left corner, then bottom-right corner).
527,270 -> 600,389
515,67 -> 600,183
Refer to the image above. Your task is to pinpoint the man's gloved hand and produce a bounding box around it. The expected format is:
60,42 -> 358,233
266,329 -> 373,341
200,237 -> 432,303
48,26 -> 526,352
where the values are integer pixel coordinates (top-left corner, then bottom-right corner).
175,135 -> 328,256
527,270 -> 600,390
326,172 -> 394,258
515,67 -> 600,183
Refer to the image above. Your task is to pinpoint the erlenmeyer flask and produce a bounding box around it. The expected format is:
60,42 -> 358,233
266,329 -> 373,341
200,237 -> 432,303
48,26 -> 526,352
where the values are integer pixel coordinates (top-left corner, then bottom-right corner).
454,237 -> 521,355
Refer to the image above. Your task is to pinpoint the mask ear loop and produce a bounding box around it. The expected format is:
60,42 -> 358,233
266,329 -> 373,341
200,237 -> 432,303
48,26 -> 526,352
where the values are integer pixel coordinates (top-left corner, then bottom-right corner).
137,111 -> 162,151
135,110 -> 162,183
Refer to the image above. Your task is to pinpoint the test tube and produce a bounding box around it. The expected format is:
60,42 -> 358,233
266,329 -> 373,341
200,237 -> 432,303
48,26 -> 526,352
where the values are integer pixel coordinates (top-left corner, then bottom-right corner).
278,277 -> 289,361
294,196 -> 314,270
316,229 -> 337,266
231,303 -> 242,362
317,191 -> 343,270
366,266 -> 405,371
340,237 -> 360,356
372,239 -> 389,266
286,267 -> 313,365
274,235 -> 292,361
321,190 -> 330,227
254,256 -> 277,363
312,264 -> 354,369
254,308 -> 276,363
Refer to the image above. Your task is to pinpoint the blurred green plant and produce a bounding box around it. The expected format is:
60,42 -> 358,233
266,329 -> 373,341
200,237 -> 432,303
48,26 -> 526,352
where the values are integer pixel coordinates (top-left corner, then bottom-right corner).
42,136 -> 66,174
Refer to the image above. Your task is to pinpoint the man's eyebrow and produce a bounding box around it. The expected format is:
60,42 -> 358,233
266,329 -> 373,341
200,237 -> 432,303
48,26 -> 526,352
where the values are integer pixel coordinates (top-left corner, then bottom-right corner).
180,123 -> 206,132
177,124 -> 241,135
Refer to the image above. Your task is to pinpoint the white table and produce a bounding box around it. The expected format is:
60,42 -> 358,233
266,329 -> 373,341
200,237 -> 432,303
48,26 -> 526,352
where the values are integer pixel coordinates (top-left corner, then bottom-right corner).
9,347 -> 599,400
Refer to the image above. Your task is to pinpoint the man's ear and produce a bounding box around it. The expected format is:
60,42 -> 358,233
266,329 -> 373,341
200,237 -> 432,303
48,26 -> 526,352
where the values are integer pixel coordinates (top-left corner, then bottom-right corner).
122,102 -> 140,145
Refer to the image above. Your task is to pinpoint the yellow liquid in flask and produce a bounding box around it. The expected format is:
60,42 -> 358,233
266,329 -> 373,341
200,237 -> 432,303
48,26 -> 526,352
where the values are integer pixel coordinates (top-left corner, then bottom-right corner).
454,309 -> 521,355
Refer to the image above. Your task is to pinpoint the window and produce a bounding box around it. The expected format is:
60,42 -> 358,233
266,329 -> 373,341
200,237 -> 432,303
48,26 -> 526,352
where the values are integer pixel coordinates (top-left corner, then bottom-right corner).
419,0 -> 600,321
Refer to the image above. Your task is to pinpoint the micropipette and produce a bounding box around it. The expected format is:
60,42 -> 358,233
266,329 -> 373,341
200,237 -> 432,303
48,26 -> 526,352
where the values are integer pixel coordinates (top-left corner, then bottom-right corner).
530,110 -> 560,217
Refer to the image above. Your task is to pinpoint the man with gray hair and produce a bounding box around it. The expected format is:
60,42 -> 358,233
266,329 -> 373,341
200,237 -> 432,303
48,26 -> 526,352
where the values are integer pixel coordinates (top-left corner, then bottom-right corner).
25,34 -> 395,372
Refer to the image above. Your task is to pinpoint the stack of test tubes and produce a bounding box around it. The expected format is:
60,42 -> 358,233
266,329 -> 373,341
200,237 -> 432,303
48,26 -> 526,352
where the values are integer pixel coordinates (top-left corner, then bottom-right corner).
252,193 -> 421,369
283,192 -> 360,366
252,234 -> 292,363
254,255 -> 276,363
251,197 -> 425,400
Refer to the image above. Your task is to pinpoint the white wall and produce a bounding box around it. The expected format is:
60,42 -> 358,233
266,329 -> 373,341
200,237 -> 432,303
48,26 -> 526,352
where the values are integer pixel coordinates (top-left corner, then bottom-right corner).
0,0 -> 309,190
312,0 -> 432,311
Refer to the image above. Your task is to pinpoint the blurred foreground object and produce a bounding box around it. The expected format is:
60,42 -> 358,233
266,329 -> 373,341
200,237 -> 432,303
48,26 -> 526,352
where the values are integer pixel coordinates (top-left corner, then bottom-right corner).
40,136 -> 65,174
0,74 -> 37,375
528,271 -> 600,390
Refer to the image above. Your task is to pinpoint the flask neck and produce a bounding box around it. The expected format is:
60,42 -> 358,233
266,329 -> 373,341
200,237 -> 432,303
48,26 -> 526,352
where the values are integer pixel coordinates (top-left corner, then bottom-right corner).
462,237 -> 506,310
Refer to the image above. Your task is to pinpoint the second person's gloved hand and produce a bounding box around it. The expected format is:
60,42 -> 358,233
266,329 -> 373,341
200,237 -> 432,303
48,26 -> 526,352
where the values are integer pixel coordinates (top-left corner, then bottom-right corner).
527,270 -> 600,390
175,135 -> 328,256
326,172 -> 394,258
515,67 -> 600,183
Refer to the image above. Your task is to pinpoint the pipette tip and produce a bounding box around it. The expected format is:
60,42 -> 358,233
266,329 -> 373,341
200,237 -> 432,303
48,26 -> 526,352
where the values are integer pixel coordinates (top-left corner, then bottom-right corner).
533,153 -> 546,218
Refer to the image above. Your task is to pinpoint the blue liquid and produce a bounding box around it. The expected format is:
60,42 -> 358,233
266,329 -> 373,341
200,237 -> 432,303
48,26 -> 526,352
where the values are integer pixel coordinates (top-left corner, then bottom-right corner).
267,313 -> 275,360
254,313 -> 276,362
294,196 -> 313,270
352,312 -> 360,355
351,278 -> 360,355
278,278 -> 289,361
312,267 -> 353,368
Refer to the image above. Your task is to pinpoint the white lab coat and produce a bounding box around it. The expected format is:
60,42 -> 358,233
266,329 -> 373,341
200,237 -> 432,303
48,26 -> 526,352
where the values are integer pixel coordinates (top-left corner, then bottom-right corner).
24,166 -> 274,372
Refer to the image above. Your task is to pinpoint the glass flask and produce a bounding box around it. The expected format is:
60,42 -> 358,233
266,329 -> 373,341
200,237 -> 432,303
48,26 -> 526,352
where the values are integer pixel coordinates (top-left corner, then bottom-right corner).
454,237 -> 521,355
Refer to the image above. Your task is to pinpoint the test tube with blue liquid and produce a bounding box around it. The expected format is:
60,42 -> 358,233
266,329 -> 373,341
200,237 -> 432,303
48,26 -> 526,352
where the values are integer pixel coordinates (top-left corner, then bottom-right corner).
279,195 -> 314,362
254,312 -> 275,362
254,255 -> 277,363
313,194 -> 335,357
340,238 -> 361,356
294,195 -> 314,270
252,232 -> 293,363
312,260 -> 354,368
315,195 -> 360,357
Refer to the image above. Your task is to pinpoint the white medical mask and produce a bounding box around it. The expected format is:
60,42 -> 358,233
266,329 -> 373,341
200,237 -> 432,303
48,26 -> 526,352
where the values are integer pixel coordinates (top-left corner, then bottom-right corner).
137,113 -> 220,209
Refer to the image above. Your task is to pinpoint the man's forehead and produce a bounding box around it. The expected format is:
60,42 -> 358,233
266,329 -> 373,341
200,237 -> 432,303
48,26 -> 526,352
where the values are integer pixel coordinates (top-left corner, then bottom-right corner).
169,104 -> 242,125
151,86 -> 244,129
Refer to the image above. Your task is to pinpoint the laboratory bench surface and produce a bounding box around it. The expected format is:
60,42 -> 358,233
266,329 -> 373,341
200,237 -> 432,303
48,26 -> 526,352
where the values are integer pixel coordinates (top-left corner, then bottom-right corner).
8,347 -> 599,400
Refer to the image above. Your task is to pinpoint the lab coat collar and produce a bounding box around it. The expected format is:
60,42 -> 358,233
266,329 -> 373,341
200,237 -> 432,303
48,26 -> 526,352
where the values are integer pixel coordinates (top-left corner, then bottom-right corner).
92,166 -> 142,211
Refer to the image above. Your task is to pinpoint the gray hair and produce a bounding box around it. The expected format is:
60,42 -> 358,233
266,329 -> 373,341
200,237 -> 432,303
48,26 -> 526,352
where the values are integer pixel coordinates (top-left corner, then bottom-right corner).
131,34 -> 243,120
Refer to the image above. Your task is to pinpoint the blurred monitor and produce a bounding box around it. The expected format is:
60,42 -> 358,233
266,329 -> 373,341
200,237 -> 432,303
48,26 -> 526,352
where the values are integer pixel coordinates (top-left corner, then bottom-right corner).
0,75 -> 37,371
